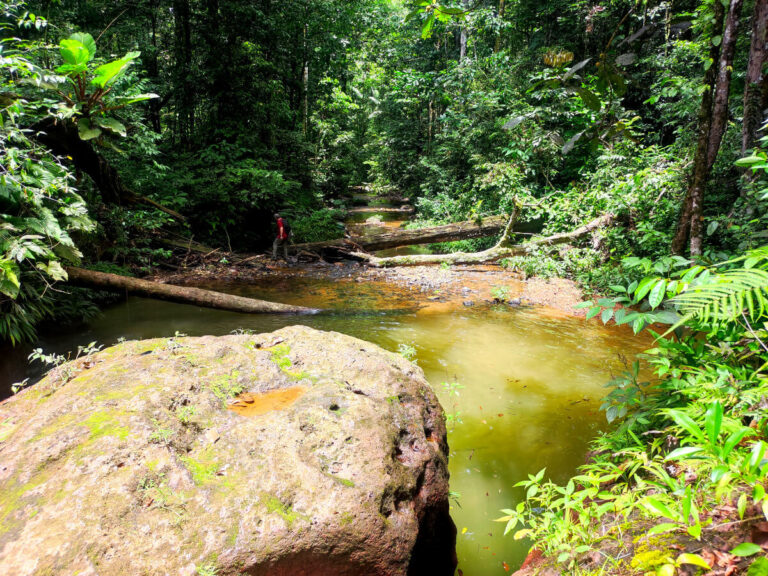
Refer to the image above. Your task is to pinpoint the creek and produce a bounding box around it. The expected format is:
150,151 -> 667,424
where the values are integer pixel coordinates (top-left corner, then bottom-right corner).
0,271 -> 647,574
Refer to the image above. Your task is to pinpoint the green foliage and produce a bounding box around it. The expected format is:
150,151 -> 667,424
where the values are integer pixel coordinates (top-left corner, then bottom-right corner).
290,209 -> 345,244
490,285 -> 510,303
397,342 -> 417,363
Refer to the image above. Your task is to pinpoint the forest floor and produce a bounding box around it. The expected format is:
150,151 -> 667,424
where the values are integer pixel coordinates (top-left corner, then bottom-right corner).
148,256 -> 586,317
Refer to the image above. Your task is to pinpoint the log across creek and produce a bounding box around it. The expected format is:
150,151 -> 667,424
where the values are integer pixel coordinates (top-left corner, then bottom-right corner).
292,215 -> 509,253
64,267 -> 318,315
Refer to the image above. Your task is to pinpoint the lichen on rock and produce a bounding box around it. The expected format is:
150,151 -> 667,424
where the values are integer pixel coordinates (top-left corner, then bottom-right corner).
0,326 -> 456,575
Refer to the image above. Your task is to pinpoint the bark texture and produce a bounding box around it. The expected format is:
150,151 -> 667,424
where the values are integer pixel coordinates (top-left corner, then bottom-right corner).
742,0 -> 768,155
671,0 -> 741,255
64,266 -> 317,314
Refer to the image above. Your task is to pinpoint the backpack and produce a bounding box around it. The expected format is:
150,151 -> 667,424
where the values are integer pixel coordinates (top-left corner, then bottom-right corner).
282,218 -> 292,236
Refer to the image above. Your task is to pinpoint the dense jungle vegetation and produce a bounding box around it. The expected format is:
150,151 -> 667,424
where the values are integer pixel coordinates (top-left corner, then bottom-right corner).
2,0 -> 768,572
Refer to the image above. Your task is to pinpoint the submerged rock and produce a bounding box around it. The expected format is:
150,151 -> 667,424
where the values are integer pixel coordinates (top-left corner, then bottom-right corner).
0,326 -> 455,575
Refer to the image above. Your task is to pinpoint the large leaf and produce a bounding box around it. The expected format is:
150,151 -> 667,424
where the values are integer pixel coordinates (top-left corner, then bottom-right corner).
59,38 -> 89,66
77,118 -> 102,141
574,87 -> 601,112
667,409 -> 705,442
643,497 -> 677,520
69,32 -> 96,61
562,131 -> 584,154
677,554 -> 711,570
731,543 -> 762,557
55,62 -> 88,76
705,402 -> 723,445
93,116 -> 126,137
664,446 -> 704,461
747,557 -> 768,576
111,93 -> 159,106
563,58 -> 591,81
36,260 -> 68,282
503,116 -> 528,130
421,14 -> 435,39
90,51 -> 141,88
0,259 -> 21,299
648,279 -> 666,309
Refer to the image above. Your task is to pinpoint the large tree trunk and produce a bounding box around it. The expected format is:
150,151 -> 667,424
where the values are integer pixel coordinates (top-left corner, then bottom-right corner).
64,267 -> 317,314
302,23 -> 309,137
671,0 -> 728,255
33,119 -> 186,221
173,0 -> 194,148
355,213 -> 615,267
743,0 -> 768,155
292,215 -> 509,254
706,0 -> 744,167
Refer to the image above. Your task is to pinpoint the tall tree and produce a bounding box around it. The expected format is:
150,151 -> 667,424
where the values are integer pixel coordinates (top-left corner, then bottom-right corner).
742,0 -> 768,155
672,0 -> 743,256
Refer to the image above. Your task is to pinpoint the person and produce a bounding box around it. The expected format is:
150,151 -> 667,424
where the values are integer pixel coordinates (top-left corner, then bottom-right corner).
272,213 -> 290,261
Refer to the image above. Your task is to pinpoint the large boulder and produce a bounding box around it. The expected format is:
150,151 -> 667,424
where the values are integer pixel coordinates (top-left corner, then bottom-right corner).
0,326 -> 455,575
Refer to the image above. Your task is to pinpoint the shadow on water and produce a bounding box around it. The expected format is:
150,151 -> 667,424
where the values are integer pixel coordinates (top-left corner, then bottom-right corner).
0,276 -> 649,574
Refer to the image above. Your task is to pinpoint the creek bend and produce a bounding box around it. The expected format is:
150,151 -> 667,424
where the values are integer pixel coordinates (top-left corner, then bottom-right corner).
0,269 -> 648,574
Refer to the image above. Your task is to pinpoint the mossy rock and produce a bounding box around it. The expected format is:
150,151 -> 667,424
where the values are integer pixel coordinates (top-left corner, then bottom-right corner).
0,326 -> 455,575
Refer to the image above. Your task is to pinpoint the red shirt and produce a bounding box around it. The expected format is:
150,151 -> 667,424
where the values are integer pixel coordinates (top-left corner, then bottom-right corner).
276,218 -> 288,240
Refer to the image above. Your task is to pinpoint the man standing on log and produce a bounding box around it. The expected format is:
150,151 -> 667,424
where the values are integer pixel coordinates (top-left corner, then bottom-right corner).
272,213 -> 290,261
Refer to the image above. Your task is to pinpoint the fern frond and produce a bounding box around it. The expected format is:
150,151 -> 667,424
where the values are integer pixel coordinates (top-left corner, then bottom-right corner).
671,268 -> 768,325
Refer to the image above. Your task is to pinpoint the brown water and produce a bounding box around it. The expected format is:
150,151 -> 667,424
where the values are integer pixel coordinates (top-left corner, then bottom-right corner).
1,275 -> 648,575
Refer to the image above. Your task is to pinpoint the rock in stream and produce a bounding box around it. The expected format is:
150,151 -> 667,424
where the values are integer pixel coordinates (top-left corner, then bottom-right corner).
0,326 -> 456,575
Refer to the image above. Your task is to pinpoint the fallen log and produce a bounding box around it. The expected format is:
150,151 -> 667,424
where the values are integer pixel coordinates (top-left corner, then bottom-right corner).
292,215 -> 508,254
347,206 -> 414,214
64,267 -> 318,314
354,213 -> 615,267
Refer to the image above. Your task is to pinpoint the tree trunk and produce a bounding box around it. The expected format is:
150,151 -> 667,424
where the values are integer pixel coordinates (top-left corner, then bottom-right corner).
354,214 -> 615,267
743,0 -> 768,155
173,0 -> 194,148
671,0 -> 726,255
302,23 -> 309,137
458,0 -> 469,61
64,267 -> 317,314
691,0 -> 744,255
292,215 -> 509,254
494,0 -> 506,53
33,119 -> 186,221
706,0 -> 743,168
